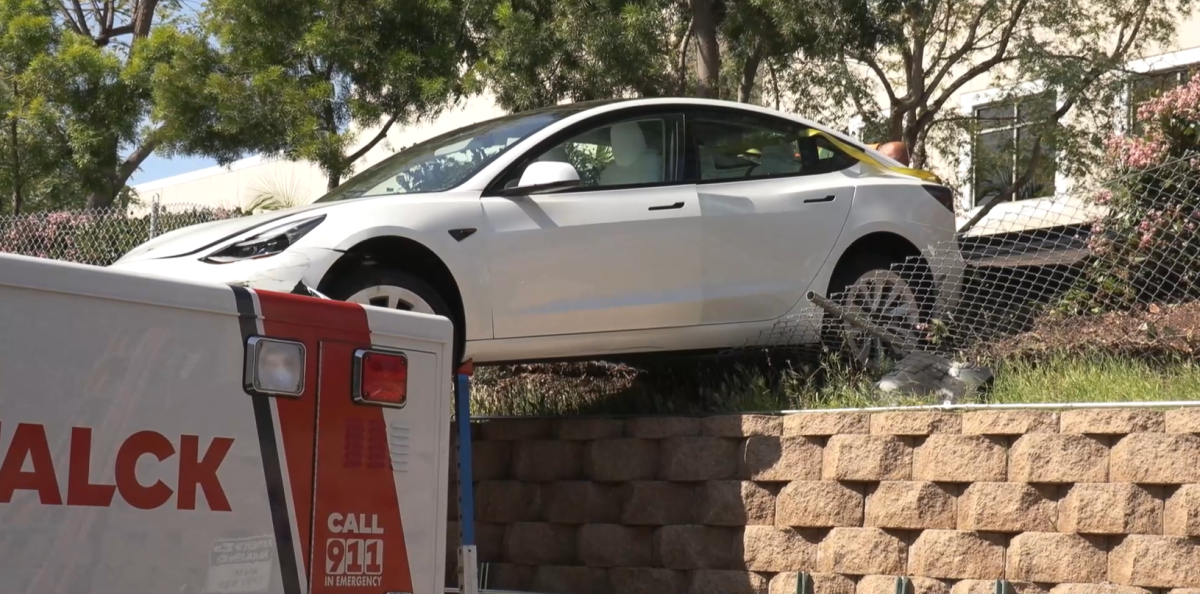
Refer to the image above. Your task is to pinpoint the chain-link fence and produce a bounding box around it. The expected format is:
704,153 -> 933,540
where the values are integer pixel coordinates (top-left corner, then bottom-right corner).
4,159 -> 1199,397
7,154 -> 1199,365
753,151 -> 1200,369
0,199 -> 248,267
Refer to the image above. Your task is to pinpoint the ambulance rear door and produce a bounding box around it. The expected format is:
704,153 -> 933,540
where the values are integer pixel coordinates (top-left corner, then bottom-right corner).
304,311 -> 451,594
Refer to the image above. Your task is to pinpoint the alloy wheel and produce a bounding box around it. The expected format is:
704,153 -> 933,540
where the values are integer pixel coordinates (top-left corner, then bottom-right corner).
837,269 -> 921,368
346,285 -> 436,314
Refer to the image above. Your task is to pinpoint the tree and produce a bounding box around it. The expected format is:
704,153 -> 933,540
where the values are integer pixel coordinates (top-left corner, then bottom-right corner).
18,0 -> 223,210
474,0 -> 688,112
0,0 -> 55,214
187,0 -> 471,191
473,0 -> 886,111
720,0 -> 889,105
776,0 -> 1193,226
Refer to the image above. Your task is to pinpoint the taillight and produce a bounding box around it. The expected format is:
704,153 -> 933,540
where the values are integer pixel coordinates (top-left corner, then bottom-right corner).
922,184 -> 956,213
353,349 -> 408,407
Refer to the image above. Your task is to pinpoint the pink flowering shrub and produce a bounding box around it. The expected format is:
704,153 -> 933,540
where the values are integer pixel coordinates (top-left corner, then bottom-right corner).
1103,135 -> 1170,170
0,206 -> 244,266
1068,75 -> 1200,313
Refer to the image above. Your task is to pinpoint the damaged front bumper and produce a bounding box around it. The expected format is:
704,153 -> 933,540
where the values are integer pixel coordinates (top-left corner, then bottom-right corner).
108,246 -> 344,296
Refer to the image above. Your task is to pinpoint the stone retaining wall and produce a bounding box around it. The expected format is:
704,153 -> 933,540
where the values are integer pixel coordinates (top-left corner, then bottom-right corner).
447,408 -> 1200,594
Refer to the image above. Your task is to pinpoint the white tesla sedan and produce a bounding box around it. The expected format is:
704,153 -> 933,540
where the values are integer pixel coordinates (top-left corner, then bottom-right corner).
112,97 -> 964,365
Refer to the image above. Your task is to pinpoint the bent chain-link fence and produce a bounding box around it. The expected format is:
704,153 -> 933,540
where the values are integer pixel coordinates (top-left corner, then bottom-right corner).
754,152 -> 1200,366
0,201 -> 247,267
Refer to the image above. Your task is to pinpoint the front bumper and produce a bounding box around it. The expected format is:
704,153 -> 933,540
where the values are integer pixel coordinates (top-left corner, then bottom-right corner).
108,247 -> 344,294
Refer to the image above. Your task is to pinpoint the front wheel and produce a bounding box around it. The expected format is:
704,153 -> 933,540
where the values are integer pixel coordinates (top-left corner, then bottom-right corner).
324,266 -> 464,365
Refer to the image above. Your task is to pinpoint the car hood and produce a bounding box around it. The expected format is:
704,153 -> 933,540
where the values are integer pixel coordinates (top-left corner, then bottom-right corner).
114,202 -> 333,264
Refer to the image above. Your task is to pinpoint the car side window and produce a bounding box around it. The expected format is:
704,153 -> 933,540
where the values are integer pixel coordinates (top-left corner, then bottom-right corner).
688,113 -> 858,182
500,117 -> 673,190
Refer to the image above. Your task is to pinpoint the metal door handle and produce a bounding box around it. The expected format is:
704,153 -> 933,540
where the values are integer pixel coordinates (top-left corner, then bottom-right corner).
649,201 -> 685,211
804,194 -> 836,204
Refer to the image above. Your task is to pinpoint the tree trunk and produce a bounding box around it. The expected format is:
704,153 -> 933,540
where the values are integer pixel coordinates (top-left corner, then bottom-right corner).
321,99 -> 344,192
9,81 -> 22,215
910,132 -> 929,170
769,60 -> 781,110
690,0 -> 720,98
85,186 -> 115,210
887,107 -> 906,143
86,135 -> 161,210
131,0 -> 159,39
902,118 -> 924,169
737,43 -> 764,103
675,19 -> 693,94
82,0 -> 161,210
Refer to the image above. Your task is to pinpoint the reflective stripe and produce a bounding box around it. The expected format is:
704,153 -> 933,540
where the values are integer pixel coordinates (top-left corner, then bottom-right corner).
801,129 -> 943,184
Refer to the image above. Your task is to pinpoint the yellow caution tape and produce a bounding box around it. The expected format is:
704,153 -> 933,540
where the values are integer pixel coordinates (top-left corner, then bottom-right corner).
801,129 -> 943,184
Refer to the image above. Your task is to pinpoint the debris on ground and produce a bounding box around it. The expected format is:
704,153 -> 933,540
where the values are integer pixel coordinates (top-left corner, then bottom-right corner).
980,301 -> 1200,360
876,351 -> 995,403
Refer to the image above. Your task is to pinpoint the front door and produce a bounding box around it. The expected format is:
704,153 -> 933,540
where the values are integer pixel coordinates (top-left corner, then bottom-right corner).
483,113 -> 703,339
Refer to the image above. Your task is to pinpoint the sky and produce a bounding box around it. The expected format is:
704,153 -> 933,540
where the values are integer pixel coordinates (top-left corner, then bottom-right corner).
130,153 -> 220,186
128,0 -> 219,187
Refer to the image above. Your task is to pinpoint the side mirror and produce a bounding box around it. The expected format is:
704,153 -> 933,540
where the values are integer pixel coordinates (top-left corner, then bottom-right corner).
499,161 -> 581,196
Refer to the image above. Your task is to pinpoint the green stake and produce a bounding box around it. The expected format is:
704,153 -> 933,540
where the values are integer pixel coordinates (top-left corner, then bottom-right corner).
796,572 -> 813,594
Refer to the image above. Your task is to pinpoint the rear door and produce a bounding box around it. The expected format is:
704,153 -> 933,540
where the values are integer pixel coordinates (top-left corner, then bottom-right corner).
246,291 -> 446,594
307,342 -> 444,594
684,109 -> 857,325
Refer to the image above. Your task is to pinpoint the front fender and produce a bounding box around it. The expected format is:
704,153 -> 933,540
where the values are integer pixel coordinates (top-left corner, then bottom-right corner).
313,226 -> 492,342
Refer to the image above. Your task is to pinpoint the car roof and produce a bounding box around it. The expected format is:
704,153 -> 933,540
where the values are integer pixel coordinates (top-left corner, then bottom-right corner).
564,97 -> 904,169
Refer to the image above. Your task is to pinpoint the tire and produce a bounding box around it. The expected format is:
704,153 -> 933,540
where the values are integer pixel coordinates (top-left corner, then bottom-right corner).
324,266 -> 465,367
824,254 -> 926,369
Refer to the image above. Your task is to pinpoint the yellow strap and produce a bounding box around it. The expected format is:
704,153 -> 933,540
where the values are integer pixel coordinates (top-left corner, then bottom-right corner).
801,129 -> 942,184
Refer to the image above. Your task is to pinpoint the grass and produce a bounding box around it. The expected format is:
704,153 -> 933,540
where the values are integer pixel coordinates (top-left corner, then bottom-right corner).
468,353 -> 1200,417
985,354 -> 1200,404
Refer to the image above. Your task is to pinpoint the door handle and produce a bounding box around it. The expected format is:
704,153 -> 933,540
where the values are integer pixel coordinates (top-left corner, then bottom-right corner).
804,194 -> 836,204
649,201 -> 685,211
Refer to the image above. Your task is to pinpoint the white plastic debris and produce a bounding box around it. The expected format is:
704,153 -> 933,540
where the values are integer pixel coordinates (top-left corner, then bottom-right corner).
876,351 -> 994,404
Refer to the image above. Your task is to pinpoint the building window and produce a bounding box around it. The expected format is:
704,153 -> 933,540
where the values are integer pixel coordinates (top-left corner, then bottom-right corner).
971,92 -> 1058,207
1128,65 -> 1198,135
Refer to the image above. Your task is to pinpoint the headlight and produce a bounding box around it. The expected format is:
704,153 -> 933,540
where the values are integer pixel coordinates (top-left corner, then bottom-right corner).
203,215 -> 326,263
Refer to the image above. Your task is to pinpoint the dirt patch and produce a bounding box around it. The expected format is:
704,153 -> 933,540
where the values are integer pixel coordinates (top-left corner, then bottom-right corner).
468,355 -> 849,416
979,302 -> 1200,360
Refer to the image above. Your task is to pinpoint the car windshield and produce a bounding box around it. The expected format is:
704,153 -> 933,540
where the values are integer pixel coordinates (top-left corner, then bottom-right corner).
316,105 -> 593,202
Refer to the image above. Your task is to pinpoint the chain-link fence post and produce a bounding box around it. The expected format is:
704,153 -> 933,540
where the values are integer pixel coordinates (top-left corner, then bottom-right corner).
149,193 -> 161,240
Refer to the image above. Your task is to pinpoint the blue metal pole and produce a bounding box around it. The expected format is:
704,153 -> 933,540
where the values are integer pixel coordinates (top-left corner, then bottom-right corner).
454,371 -> 478,594
455,372 -> 476,547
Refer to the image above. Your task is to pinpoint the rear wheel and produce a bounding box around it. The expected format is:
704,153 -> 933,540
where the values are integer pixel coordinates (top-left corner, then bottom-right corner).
825,256 -> 924,369
324,266 -> 464,365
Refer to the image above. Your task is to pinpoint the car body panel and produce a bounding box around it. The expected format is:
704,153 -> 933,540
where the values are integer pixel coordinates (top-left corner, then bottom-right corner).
482,184 -> 702,338
696,169 -> 857,325
318,193 -> 495,341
